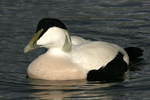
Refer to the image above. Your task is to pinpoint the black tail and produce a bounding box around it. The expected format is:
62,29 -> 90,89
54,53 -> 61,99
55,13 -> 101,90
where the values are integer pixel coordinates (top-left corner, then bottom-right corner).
124,47 -> 143,62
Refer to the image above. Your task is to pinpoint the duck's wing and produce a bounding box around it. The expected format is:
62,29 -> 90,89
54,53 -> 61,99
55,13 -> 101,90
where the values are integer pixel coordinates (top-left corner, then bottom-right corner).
71,36 -> 88,45
72,41 -> 129,71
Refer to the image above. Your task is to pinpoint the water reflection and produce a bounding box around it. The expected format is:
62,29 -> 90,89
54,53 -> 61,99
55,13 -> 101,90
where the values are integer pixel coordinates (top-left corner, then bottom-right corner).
27,79 -> 117,100
28,79 -> 87,99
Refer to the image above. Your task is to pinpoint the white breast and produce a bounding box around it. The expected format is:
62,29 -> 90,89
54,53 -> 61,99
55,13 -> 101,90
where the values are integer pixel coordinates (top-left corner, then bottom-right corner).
27,53 -> 87,80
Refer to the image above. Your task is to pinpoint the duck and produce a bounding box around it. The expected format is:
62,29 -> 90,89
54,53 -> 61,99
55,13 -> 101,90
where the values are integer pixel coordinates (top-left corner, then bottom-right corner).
24,18 -> 143,81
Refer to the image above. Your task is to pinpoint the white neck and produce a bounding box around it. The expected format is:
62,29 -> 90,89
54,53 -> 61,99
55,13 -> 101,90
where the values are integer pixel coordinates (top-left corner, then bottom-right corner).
46,48 -> 72,59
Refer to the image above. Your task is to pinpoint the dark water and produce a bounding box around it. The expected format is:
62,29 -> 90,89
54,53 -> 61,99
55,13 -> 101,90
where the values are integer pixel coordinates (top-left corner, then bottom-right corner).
0,0 -> 150,99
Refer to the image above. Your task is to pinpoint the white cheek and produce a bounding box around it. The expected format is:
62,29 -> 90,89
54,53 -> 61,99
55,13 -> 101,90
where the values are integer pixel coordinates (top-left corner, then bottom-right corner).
37,31 -> 51,46
36,27 -> 67,49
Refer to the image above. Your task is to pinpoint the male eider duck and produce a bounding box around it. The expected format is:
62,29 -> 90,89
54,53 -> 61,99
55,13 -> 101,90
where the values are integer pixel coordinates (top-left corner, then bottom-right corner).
24,18 -> 143,81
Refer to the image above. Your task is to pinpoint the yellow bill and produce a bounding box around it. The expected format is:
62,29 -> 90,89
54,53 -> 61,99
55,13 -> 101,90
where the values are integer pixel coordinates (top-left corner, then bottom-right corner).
24,29 -> 44,53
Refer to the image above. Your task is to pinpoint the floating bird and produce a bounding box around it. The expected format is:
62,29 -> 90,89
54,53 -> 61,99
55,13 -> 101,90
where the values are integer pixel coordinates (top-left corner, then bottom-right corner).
24,18 -> 143,81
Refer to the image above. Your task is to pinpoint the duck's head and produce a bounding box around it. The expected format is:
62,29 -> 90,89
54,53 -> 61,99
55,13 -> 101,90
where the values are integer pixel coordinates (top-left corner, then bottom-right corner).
24,18 -> 72,53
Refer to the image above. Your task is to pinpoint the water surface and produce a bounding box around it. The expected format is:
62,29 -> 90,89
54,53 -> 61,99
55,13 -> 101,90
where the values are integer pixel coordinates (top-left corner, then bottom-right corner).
0,0 -> 150,99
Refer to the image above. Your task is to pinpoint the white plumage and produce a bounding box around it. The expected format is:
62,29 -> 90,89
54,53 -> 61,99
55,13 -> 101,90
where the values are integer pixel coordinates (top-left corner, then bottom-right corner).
72,41 -> 129,71
24,18 -> 139,81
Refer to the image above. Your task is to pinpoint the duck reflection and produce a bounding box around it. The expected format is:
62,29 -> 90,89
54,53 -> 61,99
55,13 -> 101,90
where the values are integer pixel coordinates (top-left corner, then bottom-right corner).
27,79 -> 86,100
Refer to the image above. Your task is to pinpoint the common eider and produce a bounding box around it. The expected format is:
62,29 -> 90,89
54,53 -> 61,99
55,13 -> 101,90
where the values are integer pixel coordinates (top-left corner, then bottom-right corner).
24,18 -> 143,81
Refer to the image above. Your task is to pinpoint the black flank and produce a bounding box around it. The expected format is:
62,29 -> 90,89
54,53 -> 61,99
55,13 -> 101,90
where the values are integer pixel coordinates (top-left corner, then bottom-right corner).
87,52 -> 128,82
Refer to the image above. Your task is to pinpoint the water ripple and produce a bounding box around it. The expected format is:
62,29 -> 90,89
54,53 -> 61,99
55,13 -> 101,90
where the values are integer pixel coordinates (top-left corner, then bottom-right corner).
0,0 -> 150,100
